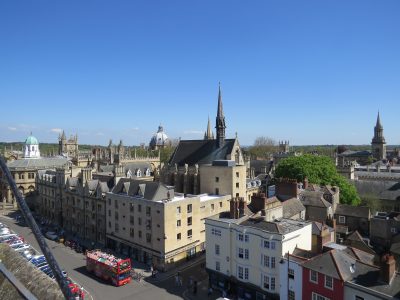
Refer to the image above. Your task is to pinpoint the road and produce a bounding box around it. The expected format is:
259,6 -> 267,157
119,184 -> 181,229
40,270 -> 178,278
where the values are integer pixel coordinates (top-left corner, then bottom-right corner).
0,214 -> 209,300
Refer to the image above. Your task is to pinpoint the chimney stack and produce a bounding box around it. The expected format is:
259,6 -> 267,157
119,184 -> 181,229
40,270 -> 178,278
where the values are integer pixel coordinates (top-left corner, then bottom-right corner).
380,254 -> 396,284
238,197 -> 247,217
230,198 -> 239,219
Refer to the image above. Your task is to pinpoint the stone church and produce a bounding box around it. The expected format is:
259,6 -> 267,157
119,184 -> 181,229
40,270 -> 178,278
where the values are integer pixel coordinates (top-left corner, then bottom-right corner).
161,85 -> 247,199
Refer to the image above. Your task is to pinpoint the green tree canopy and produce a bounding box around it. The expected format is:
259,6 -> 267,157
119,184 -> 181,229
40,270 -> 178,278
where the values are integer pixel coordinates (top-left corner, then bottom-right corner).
274,154 -> 361,205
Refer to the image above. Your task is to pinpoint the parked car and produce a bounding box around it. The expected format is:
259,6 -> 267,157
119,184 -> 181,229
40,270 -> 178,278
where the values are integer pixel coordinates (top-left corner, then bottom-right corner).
20,250 -> 34,261
12,244 -> 31,252
0,229 -> 11,236
0,234 -> 18,242
45,231 -> 58,240
9,240 -> 24,247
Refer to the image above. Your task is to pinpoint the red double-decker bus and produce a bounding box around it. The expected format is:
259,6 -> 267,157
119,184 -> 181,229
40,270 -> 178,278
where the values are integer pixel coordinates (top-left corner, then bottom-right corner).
86,250 -> 131,286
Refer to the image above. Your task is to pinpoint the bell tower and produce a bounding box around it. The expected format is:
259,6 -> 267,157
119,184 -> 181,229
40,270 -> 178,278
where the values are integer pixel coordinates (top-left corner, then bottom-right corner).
371,111 -> 386,160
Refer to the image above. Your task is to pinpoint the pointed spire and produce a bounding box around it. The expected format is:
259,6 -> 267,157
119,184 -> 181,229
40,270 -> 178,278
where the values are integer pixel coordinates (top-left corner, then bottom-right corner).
215,82 -> 226,148
204,116 -> 214,140
61,130 -> 66,140
376,111 -> 382,128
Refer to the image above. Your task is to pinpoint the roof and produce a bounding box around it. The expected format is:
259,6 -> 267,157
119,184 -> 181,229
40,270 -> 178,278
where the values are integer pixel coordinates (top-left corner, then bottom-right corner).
7,157 -> 69,170
343,247 -> 375,265
168,138 -> 236,166
149,125 -> 169,147
24,135 -> 39,145
354,180 -> 400,201
339,150 -> 372,157
282,198 -> 306,218
300,190 -> 331,208
335,204 -> 370,218
312,221 -> 333,235
111,178 -> 174,201
239,217 -> 309,235
302,249 -> 357,280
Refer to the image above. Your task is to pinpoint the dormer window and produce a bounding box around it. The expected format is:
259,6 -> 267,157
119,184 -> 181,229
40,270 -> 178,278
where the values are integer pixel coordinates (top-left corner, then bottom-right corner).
145,168 -> 151,176
136,169 -> 142,177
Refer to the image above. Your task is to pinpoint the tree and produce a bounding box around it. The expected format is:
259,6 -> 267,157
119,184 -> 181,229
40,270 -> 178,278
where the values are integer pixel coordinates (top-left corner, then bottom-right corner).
274,154 -> 361,205
248,136 -> 277,159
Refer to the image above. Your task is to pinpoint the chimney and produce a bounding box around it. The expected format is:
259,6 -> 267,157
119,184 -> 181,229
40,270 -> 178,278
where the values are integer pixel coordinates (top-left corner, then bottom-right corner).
380,254 -> 396,284
276,178 -> 299,200
230,198 -> 239,219
303,177 -> 309,190
250,193 -> 267,213
238,197 -> 247,217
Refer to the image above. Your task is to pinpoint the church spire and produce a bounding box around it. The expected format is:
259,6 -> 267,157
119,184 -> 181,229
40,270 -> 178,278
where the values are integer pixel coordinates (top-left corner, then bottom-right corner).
376,111 -> 382,128
204,116 -> 214,140
215,83 -> 226,148
372,111 -> 386,160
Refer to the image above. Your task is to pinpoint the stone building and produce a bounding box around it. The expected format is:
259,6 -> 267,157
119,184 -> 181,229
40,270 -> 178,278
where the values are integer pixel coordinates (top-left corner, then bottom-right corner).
0,134 -> 68,209
161,85 -> 246,199
106,178 -> 231,270
149,125 -> 170,150
371,111 -> 387,161
58,130 -> 79,157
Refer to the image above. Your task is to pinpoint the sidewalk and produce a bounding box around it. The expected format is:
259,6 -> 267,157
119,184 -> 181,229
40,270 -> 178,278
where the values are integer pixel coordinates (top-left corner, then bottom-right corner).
182,278 -> 223,300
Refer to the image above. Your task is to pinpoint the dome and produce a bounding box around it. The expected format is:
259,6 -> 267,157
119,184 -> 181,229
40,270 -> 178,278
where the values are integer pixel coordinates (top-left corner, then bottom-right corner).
149,125 -> 169,148
25,135 -> 39,145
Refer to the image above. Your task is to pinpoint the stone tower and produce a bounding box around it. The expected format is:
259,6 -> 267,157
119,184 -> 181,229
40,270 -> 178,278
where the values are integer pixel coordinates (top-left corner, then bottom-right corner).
371,111 -> 386,160
204,116 -> 214,140
215,83 -> 226,148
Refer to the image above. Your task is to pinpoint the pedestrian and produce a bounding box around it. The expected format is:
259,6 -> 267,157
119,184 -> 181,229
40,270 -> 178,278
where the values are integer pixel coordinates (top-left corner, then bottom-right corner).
179,276 -> 183,287
208,286 -> 213,296
175,274 -> 179,286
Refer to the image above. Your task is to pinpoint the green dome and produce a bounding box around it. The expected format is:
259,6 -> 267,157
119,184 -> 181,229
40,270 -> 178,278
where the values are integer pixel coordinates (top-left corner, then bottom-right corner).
25,135 -> 39,145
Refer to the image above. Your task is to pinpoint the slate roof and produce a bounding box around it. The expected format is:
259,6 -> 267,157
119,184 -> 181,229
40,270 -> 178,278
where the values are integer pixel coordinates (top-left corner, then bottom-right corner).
312,221 -> 334,235
335,204 -> 370,218
339,150 -> 372,157
239,217 -> 309,235
7,157 -> 69,170
354,180 -> 400,201
168,138 -> 236,166
111,178 -> 174,201
343,247 -> 375,265
99,162 -> 152,173
282,198 -> 306,219
300,190 -> 331,208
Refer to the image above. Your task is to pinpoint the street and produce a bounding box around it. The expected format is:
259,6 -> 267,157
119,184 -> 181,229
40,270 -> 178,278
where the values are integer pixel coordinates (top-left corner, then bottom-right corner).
0,213 -> 211,300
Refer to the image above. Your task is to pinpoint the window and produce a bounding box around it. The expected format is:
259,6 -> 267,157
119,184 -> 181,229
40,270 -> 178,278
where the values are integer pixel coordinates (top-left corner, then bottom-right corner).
130,203 -> 134,212
215,188 -> 219,195
138,217 -> 142,225
211,228 -> 221,236
108,198 -> 111,205
138,204 -> 141,212
216,261 -> 220,271
146,233 -> 151,243
177,220 -> 181,227
244,268 -> 249,280
215,177 -> 219,182
146,206 -> 151,216
271,241 -> 276,249
338,216 -> 346,224
108,210 -> 111,217
264,240 -> 270,248
219,201 -> 222,208
325,275 -> 333,290
310,270 -> 318,283
236,172 -> 239,178
177,233 -> 181,240
238,233 -> 244,241
288,268 -> 294,279
271,257 -> 275,268
215,244 -> 220,255
244,249 -> 249,260
187,204 -> 192,213
177,206 -> 181,214
244,235 -> 249,242
115,223 -> 119,232
312,293 -> 330,300
115,212 -> 119,220
263,275 -> 275,290
211,204 -> 215,211
238,266 -> 243,279
130,228 -> 134,237
263,255 -> 270,268
138,230 -> 142,238
130,216 -> 134,225
238,248 -> 244,259
187,229 -> 192,238
236,182 -> 239,188
187,217 -> 192,226
288,290 -> 295,300
115,200 -> 118,209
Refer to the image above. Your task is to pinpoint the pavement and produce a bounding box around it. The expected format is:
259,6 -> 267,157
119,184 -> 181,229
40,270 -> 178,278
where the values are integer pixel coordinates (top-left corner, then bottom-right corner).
0,209 -> 223,300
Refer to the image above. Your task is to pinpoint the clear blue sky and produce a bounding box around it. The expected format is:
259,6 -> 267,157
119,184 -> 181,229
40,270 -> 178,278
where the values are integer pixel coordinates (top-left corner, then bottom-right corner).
1,1 -> 399,146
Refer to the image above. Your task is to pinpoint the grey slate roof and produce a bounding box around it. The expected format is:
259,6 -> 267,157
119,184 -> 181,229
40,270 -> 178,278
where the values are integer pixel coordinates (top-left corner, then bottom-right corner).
282,198 -> 306,218
168,138 -> 236,166
7,157 -> 68,170
111,178 -> 174,201
99,162 -> 152,173
239,217 -> 309,235
335,204 -> 370,218
300,190 -> 331,208
354,180 -> 400,201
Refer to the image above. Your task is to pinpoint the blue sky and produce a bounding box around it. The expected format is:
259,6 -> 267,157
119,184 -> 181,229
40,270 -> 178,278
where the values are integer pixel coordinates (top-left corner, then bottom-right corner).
1,1 -> 399,146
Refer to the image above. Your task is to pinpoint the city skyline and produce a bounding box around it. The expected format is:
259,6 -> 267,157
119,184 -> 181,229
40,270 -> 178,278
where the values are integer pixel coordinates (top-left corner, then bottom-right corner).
1,1 -> 399,145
